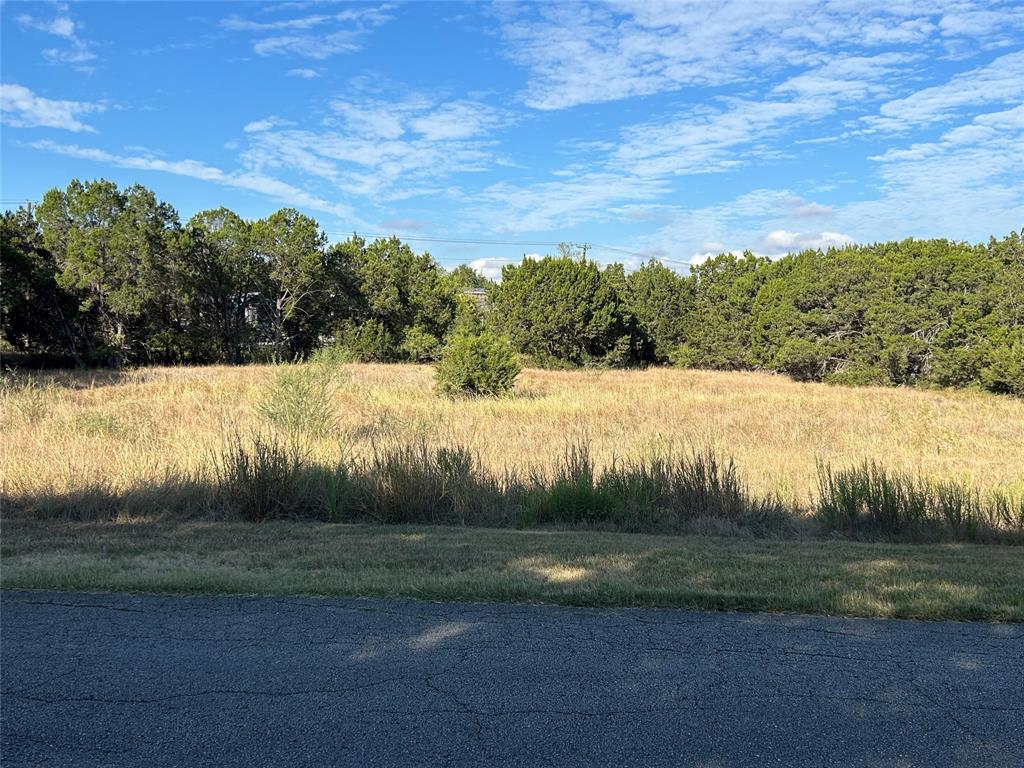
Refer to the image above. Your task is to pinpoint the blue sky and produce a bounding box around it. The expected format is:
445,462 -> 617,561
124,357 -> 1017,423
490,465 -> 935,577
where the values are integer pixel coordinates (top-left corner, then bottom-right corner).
2,1 -> 1023,276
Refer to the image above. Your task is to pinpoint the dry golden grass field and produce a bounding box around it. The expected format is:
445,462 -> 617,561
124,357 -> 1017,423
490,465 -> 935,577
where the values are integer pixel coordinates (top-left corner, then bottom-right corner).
4,364 -> 1024,619
2,363 -> 1023,512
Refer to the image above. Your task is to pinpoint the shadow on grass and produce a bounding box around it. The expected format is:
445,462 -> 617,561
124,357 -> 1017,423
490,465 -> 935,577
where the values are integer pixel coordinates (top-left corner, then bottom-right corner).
3,518 -> 1023,620
4,430 -> 1022,546
1,366 -> 138,390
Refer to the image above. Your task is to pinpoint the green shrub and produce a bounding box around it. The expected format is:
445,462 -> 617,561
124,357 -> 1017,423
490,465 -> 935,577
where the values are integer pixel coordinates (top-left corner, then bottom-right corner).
333,319 -> 395,362
308,343 -> 353,366
772,338 -> 825,381
435,332 -> 521,397
258,364 -> 339,439
399,326 -> 442,362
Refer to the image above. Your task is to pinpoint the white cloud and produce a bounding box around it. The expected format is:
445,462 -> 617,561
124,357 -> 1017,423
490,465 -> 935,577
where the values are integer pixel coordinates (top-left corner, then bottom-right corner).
286,68 -> 321,79
498,1 -> 1024,111
30,140 -> 367,225
611,98 -> 1024,265
938,9 -> 1023,39
16,6 -> 97,70
761,230 -> 854,253
603,48 -> 953,180
469,257 -> 519,282
330,96 -> 420,140
222,5 -> 393,59
254,32 -> 361,58
0,84 -> 105,132
243,116 -> 292,133
238,95 -> 507,200
773,53 -> 915,101
467,48 -> 914,233
610,97 -> 828,179
689,249 -> 747,266
42,47 -> 98,66
222,14 -> 334,33
843,104 -> 1024,238
409,101 -> 504,141
471,172 -> 670,233
869,50 -> 1024,132
16,12 -> 76,39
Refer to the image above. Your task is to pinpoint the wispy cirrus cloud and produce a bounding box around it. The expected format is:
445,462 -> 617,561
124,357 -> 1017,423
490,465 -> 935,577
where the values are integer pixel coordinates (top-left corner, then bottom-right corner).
497,1 -> 1024,111
603,99 -> 1024,267
465,49 -> 918,233
15,3 -> 97,71
469,2 -> 1024,247
221,5 -> 393,59
30,140 -> 367,224
0,84 -> 105,132
867,49 -> 1024,132
472,172 -> 670,233
239,93 -> 510,199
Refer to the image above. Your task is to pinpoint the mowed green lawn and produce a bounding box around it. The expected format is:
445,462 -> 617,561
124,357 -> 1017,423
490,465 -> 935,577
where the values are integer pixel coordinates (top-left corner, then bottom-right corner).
3,519 -> 1021,621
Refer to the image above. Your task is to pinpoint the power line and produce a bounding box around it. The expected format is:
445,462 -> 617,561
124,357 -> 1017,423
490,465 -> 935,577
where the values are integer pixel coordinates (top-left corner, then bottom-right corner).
324,229 -> 693,268
589,243 -> 693,268
323,230 -> 575,248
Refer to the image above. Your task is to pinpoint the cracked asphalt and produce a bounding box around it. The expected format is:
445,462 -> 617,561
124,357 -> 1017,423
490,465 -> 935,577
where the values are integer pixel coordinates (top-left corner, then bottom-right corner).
1,591 -> 1022,767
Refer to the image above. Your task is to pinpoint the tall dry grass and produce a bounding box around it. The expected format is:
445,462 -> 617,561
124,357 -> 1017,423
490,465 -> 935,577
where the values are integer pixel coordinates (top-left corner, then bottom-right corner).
2,363 -> 1022,517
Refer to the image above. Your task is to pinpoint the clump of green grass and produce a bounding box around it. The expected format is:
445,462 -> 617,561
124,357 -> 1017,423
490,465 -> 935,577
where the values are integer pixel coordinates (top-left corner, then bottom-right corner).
521,443 -> 782,530
988,489 -> 1024,531
358,443 -> 513,525
521,442 -> 615,526
258,364 -> 341,439
205,436 -> 782,532
817,461 -> 926,536
212,432 -> 313,521
74,411 -> 124,438
816,461 -> 1023,541
0,373 -> 50,423
208,432 -> 511,525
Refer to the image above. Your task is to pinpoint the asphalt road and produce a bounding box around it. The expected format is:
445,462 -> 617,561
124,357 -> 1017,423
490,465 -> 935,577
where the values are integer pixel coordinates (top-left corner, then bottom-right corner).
1,591 -> 1021,767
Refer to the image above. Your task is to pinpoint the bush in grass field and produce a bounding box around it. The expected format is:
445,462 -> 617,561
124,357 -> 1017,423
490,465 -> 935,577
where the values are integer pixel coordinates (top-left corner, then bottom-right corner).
399,326 -> 442,363
258,364 -> 340,439
434,332 -> 521,397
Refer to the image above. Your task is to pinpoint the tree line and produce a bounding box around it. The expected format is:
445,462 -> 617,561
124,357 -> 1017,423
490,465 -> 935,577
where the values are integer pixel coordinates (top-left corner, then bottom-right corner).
2,179 -> 1021,395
